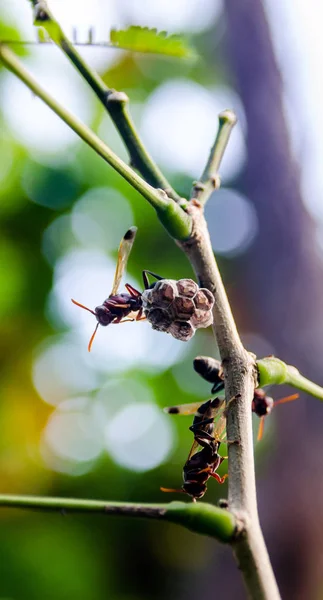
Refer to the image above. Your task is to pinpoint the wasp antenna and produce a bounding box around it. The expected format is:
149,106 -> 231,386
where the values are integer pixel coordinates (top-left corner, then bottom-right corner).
257,416 -> 265,442
160,486 -> 185,494
123,226 -> 137,241
274,393 -> 299,407
71,299 -> 96,316
88,323 -> 99,352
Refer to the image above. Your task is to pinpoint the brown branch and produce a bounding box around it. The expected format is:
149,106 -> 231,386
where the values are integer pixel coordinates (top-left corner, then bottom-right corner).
178,203 -> 281,599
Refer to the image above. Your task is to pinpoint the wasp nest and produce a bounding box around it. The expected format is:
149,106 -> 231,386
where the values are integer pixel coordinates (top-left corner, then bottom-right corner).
141,279 -> 214,341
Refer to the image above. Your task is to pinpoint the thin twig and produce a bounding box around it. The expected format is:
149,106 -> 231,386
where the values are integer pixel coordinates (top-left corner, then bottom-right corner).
191,110 -> 237,205
0,495 -> 236,542
27,0 -> 181,202
0,44 -> 191,241
257,356 -> 323,400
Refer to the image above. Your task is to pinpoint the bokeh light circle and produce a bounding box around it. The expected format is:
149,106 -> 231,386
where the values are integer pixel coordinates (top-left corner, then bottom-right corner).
140,80 -> 246,182
119,0 -> 223,33
1,49 -> 93,165
71,187 -> 134,252
206,188 -> 258,257
42,397 -> 103,463
105,402 -> 174,472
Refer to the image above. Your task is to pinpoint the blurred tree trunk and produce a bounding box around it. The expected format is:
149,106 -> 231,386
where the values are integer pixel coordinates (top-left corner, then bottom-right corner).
205,0 -> 323,598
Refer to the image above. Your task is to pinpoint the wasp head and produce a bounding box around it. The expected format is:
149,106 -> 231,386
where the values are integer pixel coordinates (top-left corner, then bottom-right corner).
94,305 -> 115,326
252,389 -> 274,417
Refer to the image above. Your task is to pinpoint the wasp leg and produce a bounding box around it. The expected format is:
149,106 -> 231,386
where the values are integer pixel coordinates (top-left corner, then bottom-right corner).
160,486 -> 185,495
142,270 -> 165,289
135,308 -> 147,322
113,315 -> 135,324
257,416 -> 265,441
107,300 -> 131,309
210,473 -> 228,484
118,318 -> 135,324
211,382 -> 225,394
189,417 -> 214,433
191,431 -> 215,448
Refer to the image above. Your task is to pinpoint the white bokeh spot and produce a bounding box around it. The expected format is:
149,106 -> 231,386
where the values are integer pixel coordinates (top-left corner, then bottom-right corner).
140,80 -> 246,181
119,0 -> 223,33
1,49 -> 94,166
206,188 -> 258,257
71,187 -> 134,252
105,402 -> 174,471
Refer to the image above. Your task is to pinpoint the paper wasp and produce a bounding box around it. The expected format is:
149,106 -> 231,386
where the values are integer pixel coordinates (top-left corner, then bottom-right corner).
252,388 -> 299,441
71,226 -> 163,351
161,398 -> 228,501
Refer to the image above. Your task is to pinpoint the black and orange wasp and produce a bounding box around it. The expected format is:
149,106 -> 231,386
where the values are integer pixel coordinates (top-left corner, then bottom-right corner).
161,398 -> 228,501
252,388 -> 299,441
71,227 -> 163,351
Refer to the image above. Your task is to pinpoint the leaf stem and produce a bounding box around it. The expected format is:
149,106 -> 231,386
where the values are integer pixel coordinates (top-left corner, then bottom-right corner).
0,44 -> 192,240
191,110 -> 237,205
0,495 -> 236,543
257,356 -> 323,400
28,0 -> 181,202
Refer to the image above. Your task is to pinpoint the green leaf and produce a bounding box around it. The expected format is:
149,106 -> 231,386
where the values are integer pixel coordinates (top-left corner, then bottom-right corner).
110,26 -> 197,60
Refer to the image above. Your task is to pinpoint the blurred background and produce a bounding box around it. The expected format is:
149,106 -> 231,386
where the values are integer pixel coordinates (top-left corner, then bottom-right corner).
1,0 -> 323,598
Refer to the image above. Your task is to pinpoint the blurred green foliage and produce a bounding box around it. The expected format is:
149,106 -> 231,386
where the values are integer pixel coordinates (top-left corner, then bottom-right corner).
110,26 -> 196,60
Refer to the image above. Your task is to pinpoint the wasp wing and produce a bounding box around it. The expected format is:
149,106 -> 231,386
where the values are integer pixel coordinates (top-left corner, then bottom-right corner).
187,439 -> 200,461
110,227 -> 138,296
212,399 -> 227,443
163,402 -> 202,416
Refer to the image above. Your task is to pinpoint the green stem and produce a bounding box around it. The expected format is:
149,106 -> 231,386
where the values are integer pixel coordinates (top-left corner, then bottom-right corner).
0,495 -> 236,543
257,356 -> 323,400
28,0 -> 181,203
191,110 -> 237,205
0,44 -> 191,240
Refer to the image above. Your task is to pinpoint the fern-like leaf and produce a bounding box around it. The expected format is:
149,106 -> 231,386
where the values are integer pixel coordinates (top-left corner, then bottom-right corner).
110,26 -> 196,59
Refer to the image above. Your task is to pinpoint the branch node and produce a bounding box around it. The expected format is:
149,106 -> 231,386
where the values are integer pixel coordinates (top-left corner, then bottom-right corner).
106,90 -> 129,104
156,188 -> 169,200
231,509 -> 249,539
35,8 -> 49,21
191,109 -> 237,205
210,174 -> 221,188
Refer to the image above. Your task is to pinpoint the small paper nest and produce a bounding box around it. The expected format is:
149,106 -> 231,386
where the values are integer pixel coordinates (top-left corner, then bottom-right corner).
142,278 -> 214,341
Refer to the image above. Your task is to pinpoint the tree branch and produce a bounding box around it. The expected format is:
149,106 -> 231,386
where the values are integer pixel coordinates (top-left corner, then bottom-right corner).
28,0 -> 181,203
0,44 -> 191,241
178,201 -> 281,598
191,110 -> 237,205
0,35 -> 285,594
0,495 -> 236,543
